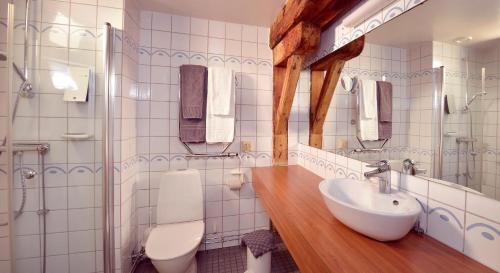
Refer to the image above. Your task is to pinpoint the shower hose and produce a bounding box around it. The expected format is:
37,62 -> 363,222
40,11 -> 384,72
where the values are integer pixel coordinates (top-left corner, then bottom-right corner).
0,152 -> 28,226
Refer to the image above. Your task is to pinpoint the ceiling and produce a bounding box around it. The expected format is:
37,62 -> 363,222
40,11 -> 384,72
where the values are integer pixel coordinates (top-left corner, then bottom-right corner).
141,0 -> 285,27
367,0 -> 500,48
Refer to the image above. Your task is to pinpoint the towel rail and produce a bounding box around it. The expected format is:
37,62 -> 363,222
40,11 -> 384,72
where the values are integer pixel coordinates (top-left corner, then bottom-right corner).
178,70 -> 239,158
348,75 -> 391,153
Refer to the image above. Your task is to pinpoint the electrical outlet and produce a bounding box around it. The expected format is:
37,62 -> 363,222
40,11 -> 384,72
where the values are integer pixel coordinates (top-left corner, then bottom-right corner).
241,141 -> 253,152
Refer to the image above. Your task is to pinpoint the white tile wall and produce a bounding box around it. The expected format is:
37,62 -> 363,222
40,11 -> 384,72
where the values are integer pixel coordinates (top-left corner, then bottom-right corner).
137,11 -> 279,250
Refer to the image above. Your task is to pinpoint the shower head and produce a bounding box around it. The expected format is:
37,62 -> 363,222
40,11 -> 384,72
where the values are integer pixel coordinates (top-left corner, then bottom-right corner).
0,52 -> 6,61
463,91 -> 487,111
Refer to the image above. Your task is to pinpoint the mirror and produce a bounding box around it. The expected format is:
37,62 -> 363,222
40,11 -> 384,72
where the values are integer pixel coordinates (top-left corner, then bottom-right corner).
300,0 -> 500,201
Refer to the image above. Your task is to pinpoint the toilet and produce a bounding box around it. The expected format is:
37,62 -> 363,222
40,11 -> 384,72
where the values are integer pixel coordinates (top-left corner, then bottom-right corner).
145,169 -> 205,273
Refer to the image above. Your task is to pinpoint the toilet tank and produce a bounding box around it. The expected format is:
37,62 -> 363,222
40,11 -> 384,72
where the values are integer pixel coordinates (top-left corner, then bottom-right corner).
157,169 -> 204,225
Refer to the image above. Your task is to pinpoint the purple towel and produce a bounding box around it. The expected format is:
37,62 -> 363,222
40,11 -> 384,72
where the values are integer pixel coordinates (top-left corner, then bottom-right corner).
180,65 -> 206,119
241,230 -> 275,258
377,81 -> 392,140
179,65 -> 207,143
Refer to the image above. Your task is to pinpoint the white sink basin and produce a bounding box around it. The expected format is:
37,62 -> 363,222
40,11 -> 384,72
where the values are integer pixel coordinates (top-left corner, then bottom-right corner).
319,178 -> 422,241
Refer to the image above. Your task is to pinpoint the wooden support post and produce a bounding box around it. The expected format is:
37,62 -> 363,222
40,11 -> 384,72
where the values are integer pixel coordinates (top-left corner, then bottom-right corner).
273,55 -> 304,165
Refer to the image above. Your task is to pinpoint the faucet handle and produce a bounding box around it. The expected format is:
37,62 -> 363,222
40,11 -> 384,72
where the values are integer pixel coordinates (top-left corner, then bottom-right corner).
403,158 -> 416,167
366,160 -> 389,168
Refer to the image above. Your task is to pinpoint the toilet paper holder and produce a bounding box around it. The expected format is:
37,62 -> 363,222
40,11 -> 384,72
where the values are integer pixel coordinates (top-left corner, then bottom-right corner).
227,169 -> 246,190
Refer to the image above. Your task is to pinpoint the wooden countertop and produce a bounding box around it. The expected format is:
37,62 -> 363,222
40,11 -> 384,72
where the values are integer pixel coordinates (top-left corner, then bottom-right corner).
252,166 -> 495,273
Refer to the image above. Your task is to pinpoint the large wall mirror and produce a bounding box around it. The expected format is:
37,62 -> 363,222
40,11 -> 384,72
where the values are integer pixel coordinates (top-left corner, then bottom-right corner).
301,0 -> 500,201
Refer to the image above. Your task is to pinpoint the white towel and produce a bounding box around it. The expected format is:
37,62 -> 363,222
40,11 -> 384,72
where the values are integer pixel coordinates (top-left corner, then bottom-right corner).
208,67 -> 234,115
206,67 -> 235,143
357,79 -> 379,140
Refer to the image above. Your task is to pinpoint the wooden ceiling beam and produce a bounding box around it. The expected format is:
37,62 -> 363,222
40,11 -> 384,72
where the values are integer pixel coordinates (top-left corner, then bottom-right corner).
310,35 -> 365,71
269,0 -> 362,49
269,0 -> 328,49
273,22 -> 320,67
309,36 -> 365,149
314,0 -> 363,29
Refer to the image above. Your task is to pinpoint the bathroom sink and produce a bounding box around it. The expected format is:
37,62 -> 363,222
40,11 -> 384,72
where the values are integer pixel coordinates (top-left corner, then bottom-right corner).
319,179 -> 421,241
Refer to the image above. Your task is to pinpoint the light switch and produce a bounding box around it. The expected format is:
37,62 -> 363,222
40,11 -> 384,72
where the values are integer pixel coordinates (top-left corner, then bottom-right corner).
241,141 -> 253,152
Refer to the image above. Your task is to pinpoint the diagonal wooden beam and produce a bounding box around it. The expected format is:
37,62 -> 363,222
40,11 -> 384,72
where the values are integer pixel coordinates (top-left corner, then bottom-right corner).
309,70 -> 326,148
273,22 -> 320,67
273,54 -> 305,165
275,55 -> 305,135
309,36 -> 365,149
309,61 -> 345,148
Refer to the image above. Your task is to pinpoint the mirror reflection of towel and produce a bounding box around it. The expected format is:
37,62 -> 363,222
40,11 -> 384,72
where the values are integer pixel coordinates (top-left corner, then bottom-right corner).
357,79 -> 379,141
377,81 -> 392,140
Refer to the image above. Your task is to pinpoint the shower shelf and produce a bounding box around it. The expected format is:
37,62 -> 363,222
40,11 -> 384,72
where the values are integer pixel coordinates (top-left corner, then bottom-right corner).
61,133 -> 93,140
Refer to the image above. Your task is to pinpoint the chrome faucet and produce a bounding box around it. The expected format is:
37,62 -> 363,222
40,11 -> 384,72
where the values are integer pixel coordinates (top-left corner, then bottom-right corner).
364,160 -> 391,194
402,159 -> 427,175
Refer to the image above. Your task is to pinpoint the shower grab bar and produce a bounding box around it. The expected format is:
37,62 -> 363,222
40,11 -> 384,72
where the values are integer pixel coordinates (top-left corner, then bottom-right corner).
0,142 -> 50,153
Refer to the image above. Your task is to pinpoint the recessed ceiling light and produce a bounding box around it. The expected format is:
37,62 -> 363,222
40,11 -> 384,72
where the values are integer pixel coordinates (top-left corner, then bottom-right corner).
454,36 -> 473,44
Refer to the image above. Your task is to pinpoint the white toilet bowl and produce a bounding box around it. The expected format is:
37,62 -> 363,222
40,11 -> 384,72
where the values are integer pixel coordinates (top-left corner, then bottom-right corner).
145,169 -> 205,273
146,221 -> 204,273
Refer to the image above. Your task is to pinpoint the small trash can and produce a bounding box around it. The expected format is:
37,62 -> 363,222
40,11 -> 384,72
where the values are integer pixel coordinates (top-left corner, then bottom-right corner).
241,230 -> 275,273
245,247 -> 271,273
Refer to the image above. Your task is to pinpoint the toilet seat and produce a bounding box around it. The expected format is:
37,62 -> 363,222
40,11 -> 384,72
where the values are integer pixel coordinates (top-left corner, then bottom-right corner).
145,220 -> 204,261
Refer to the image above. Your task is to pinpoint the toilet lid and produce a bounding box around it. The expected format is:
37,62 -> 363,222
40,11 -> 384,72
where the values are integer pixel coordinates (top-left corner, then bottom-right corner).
145,220 -> 204,261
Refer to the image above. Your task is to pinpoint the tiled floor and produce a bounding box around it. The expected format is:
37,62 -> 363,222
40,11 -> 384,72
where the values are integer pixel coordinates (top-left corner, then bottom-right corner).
134,244 -> 300,273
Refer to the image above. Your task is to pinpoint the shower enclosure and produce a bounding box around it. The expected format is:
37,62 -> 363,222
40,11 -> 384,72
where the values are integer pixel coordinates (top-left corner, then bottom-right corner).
434,53 -> 490,195
0,1 -> 116,272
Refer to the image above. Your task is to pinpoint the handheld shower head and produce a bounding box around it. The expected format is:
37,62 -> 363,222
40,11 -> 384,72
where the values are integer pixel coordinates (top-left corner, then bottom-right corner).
463,91 -> 487,111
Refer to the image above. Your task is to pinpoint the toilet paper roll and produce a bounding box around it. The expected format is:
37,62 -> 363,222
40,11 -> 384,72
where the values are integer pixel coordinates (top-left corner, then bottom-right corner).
228,177 -> 242,190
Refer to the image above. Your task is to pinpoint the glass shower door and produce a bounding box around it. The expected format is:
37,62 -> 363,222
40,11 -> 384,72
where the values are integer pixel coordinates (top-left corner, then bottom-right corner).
0,1 -> 116,272
435,57 -> 486,193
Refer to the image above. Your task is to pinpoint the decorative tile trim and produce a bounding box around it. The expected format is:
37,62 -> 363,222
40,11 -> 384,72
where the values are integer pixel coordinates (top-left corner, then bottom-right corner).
305,0 -> 428,67
467,223 -> 500,241
429,207 -> 464,229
